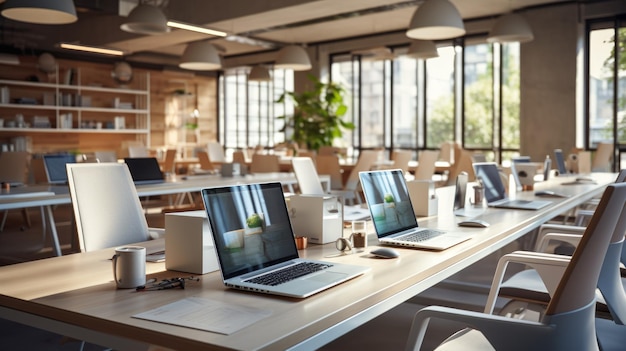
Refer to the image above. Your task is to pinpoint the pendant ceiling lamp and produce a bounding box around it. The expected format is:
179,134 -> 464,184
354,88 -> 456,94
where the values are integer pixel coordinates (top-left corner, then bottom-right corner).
406,40 -> 439,59
274,46 -> 311,71
248,66 -> 271,82
179,41 -> 222,71
120,4 -> 170,35
1,0 -> 77,24
406,0 -> 465,40
487,13 -> 534,43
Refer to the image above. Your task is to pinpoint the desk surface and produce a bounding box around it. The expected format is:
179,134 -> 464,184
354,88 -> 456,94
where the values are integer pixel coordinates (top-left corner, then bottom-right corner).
0,173 -> 616,351
0,172 -> 317,211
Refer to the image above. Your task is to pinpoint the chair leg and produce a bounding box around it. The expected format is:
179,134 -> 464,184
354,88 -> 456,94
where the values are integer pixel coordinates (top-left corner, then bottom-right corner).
0,210 -> 7,232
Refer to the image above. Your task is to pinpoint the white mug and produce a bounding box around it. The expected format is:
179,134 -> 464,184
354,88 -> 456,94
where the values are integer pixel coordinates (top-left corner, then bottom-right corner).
112,246 -> 146,289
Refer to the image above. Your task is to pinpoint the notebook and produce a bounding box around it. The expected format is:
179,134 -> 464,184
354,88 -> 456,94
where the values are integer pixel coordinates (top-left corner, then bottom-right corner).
43,154 -> 76,184
200,182 -> 369,298
124,157 -> 165,184
473,162 -> 551,210
359,169 -> 470,250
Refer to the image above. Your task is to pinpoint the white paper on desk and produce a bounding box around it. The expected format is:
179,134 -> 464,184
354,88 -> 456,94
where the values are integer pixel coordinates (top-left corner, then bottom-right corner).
132,297 -> 272,335
343,205 -> 371,221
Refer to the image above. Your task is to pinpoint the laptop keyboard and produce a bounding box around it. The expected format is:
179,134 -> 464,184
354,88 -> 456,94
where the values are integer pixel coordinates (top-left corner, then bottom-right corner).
400,229 -> 445,242
246,262 -> 333,286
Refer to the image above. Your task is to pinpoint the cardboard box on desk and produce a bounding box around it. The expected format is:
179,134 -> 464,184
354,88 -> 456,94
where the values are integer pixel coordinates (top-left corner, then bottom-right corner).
288,194 -> 343,244
165,210 -> 219,274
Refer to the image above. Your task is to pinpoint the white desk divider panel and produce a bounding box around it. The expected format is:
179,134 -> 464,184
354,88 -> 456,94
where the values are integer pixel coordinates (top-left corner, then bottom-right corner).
165,210 -> 219,274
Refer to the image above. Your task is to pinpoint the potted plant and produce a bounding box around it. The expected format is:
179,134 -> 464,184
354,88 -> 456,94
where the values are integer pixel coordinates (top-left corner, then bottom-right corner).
277,75 -> 354,152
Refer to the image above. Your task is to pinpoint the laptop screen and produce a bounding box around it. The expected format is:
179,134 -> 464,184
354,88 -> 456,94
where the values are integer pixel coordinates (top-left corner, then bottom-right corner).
454,172 -> 468,211
473,162 -> 507,204
124,157 -> 164,184
43,154 -> 76,184
359,169 -> 418,238
554,149 -> 567,175
201,183 -> 299,280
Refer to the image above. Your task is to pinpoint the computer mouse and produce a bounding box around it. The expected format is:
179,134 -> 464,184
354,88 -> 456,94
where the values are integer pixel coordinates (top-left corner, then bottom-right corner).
370,247 -> 400,259
458,219 -> 490,228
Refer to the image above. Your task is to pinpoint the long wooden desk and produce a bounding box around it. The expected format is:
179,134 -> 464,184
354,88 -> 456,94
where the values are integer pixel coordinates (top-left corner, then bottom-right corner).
0,173 -> 615,350
0,173 -> 326,257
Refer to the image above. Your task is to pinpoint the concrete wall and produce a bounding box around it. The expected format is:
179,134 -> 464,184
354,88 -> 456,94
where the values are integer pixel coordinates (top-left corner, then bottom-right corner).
520,4 -> 580,161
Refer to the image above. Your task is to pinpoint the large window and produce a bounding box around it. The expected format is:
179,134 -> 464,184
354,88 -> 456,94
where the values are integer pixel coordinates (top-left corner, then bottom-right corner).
330,40 -> 521,162
219,69 -> 293,157
587,18 -> 625,170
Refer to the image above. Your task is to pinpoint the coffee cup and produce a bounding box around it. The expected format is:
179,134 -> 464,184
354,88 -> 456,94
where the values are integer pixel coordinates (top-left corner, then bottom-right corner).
112,246 -> 146,289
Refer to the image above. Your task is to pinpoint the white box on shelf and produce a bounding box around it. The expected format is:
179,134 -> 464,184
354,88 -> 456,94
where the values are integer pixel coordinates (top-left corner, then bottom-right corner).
114,116 -> 125,129
288,194 -> 343,244
165,210 -> 219,275
407,180 -> 438,217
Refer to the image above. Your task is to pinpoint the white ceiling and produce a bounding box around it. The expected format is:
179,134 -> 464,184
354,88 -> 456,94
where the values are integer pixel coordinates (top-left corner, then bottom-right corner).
0,0 -> 571,68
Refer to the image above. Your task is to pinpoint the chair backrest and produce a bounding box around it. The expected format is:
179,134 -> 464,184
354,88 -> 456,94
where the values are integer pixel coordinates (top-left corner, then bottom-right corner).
318,146 -> 340,156
391,150 -> 413,174
196,151 -> 215,171
592,142 -> 613,172
232,150 -> 248,165
67,163 -> 151,252
207,141 -> 226,163
94,150 -> 118,163
316,155 -> 344,190
250,154 -> 280,173
345,150 -> 381,191
446,149 -> 475,185
546,183 -> 626,316
128,145 -> 149,158
161,149 -> 177,174
292,157 -> 325,195
414,150 -> 440,181
0,151 -> 30,184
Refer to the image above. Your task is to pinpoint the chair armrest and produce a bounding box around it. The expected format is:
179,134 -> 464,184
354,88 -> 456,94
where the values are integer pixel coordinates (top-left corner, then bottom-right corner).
534,224 -> 586,251
148,227 -> 165,239
535,233 -> 583,253
484,251 -> 570,314
407,305 -> 550,351
573,209 -> 595,226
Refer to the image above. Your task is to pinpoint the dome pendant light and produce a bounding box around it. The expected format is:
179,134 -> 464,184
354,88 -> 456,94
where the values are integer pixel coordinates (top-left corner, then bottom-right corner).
121,4 -> 170,35
1,0 -> 77,24
248,66 -> 271,82
179,41 -> 222,71
274,46 -> 311,71
406,0 -> 465,40
487,13 -> 534,43
406,40 -> 439,59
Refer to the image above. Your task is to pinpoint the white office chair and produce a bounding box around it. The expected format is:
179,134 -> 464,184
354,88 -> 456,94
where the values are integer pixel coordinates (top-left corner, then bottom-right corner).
292,157 -> 325,195
67,163 -> 160,252
407,183 -> 626,351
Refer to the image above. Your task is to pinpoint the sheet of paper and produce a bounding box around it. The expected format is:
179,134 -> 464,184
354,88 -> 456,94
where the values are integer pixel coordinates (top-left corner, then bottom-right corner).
343,205 -> 371,221
132,297 -> 272,335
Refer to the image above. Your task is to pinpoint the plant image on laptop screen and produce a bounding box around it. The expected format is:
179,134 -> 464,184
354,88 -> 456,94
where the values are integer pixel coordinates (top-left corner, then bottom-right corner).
359,170 -> 415,234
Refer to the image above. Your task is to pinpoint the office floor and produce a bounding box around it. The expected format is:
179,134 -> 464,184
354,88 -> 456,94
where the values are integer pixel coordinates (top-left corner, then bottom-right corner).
0,204 -> 532,351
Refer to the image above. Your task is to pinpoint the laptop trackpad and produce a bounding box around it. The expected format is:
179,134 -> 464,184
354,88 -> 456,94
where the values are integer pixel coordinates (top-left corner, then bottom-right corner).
303,271 -> 346,283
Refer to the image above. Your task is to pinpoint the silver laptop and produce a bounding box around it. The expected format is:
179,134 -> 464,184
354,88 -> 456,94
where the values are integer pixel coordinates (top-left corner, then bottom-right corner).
200,182 -> 369,298
473,162 -> 552,210
43,154 -> 76,184
359,169 -> 470,251
124,157 -> 165,185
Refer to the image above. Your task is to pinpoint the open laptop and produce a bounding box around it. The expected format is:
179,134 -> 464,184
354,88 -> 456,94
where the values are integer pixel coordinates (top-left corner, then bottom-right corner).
359,169 -> 470,250
200,182 -> 368,298
554,149 -> 569,175
473,162 -> 552,210
43,154 -> 76,184
124,157 -> 165,185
